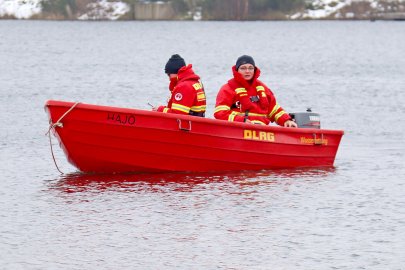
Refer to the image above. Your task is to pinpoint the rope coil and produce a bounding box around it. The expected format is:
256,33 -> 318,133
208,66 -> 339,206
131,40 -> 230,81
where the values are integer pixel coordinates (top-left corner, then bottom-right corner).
46,102 -> 80,174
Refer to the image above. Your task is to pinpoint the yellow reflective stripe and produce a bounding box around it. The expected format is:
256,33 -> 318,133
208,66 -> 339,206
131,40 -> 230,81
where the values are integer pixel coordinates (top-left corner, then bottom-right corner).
274,110 -> 286,121
215,105 -> 230,113
163,108 -> 169,113
251,120 -> 266,125
228,111 -> 238,122
235,88 -> 247,94
269,103 -> 280,118
190,105 -> 206,112
236,112 -> 266,117
171,103 -> 190,113
256,86 -> 265,91
197,93 -> 206,100
244,112 -> 267,117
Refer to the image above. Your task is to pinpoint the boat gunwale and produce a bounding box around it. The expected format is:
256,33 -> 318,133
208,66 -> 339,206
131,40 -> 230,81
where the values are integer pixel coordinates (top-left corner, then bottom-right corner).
45,100 -> 345,136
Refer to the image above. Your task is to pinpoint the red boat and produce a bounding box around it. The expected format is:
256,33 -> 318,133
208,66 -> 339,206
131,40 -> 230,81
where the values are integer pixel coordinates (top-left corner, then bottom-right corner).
45,100 -> 344,173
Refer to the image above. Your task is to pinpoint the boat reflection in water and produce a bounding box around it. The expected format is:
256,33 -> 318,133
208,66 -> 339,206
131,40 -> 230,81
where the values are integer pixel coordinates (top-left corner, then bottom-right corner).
48,168 -> 337,194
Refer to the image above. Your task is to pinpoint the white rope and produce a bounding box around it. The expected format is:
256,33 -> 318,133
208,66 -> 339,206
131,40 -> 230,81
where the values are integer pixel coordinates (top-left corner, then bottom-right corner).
47,130 -> 63,174
45,102 -> 80,174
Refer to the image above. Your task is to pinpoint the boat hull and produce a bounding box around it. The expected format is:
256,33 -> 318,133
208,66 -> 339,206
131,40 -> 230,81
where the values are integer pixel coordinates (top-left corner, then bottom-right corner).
45,100 -> 344,173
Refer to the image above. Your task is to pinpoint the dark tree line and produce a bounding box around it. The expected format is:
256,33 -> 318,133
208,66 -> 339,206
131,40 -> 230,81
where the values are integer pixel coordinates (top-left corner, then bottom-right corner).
200,0 -> 304,20
39,0 -> 305,20
40,0 -> 91,19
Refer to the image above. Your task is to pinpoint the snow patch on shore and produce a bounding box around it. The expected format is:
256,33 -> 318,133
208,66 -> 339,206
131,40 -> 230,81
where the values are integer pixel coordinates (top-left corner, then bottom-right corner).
0,0 -> 41,19
290,0 -> 402,19
78,0 -> 129,20
0,0 -> 129,20
305,0 -> 352,19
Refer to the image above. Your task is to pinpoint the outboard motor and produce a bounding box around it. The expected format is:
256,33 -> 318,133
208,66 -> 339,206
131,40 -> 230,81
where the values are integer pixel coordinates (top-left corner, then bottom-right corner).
289,108 -> 321,129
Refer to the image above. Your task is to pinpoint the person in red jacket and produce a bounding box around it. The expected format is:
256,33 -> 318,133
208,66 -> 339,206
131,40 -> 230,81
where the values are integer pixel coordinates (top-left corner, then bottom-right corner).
154,54 -> 206,117
214,55 -> 297,127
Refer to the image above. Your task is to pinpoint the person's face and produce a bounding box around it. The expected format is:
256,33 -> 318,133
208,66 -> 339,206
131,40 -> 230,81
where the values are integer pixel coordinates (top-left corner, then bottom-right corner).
238,64 -> 255,80
168,74 -> 177,80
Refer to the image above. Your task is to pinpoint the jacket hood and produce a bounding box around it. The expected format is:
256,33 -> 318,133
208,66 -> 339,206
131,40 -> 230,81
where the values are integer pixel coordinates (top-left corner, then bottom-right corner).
169,64 -> 200,91
178,64 -> 200,82
231,65 -> 261,88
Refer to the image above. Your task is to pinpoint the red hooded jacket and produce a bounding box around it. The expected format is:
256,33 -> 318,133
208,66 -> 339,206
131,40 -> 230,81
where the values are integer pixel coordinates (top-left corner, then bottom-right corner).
158,64 -> 206,117
214,66 -> 291,125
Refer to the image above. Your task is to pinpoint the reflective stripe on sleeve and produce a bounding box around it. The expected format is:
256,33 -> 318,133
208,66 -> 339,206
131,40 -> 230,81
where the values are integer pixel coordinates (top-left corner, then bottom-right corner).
268,103 -> 280,118
171,103 -> 191,113
274,110 -> 286,121
190,105 -> 206,112
228,111 -> 238,122
214,105 -> 230,113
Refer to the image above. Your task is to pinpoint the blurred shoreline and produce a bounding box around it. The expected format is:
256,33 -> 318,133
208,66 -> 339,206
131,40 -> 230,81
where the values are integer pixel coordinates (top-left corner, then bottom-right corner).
1,0 -> 404,21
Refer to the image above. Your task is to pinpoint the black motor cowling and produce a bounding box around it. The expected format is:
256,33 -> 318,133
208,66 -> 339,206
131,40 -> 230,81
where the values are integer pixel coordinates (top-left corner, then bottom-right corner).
289,108 -> 320,129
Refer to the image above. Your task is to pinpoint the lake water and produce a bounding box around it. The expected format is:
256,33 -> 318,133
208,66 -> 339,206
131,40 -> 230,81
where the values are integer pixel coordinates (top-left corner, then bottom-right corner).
0,20 -> 404,269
